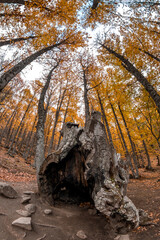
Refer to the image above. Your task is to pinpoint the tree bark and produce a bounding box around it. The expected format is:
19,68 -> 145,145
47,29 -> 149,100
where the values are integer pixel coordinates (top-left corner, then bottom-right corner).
8,95 -> 35,154
0,39 -> 66,92
35,65 -> 59,173
80,59 -> 90,130
0,0 -> 25,4
139,48 -> 160,62
100,44 -> 160,114
118,104 -> 139,178
23,115 -> 37,161
47,88 -> 66,155
0,36 -> 37,47
135,118 -> 152,169
57,93 -> 71,149
109,100 -> 136,177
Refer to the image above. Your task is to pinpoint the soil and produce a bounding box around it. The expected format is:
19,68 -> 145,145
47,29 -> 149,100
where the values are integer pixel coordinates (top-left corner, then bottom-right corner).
0,146 -> 160,240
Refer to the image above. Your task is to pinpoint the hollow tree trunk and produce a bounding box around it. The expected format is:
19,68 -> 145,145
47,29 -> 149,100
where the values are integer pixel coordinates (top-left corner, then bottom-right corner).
37,112 -> 139,232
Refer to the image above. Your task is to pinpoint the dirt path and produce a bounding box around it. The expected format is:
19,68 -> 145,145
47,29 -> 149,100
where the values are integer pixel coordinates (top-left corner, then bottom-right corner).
0,147 -> 160,240
128,165 -> 160,240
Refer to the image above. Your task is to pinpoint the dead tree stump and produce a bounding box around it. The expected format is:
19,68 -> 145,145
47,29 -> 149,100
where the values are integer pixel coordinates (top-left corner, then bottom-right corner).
37,111 -> 139,233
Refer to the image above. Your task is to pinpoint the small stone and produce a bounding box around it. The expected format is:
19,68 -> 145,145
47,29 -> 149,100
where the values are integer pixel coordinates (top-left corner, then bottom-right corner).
21,196 -> 31,204
76,230 -> 87,239
16,210 -> 31,217
25,204 -> 36,214
44,209 -> 52,215
114,236 -> 120,240
12,217 -> 32,230
88,209 -> 97,216
119,235 -> 130,240
0,182 -> 18,199
23,191 -> 34,195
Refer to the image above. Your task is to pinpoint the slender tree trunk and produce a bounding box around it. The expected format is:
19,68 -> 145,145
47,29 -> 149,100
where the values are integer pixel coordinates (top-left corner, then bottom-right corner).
132,142 -> 141,168
0,39 -> 66,91
47,88 -> 66,155
23,115 -> 37,161
0,35 -> 37,47
139,48 -> 160,62
118,104 -> 139,178
97,92 -> 113,148
8,96 -> 34,154
143,140 -> 152,170
100,44 -> 160,114
135,118 -> 152,169
57,93 -> 71,149
35,65 -> 58,173
96,91 -> 120,178
137,148 -> 145,168
109,100 -> 136,177
17,126 -> 28,153
4,111 -> 18,147
157,156 -> 160,166
83,68 -> 90,129
0,0 -> 25,4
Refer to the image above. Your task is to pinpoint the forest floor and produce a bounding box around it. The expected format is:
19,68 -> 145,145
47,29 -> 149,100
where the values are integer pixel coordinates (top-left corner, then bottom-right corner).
0,146 -> 160,240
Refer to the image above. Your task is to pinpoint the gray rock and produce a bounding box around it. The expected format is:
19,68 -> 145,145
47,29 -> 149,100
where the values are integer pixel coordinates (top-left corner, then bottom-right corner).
0,182 -> 18,199
114,235 -> 130,240
25,204 -> 36,214
12,217 -> 32,230
76,230 -> 87,239
21,195 -> 31,204
23,191 -> 34,195
44,209 -> 52,215
16,209 -> 31,217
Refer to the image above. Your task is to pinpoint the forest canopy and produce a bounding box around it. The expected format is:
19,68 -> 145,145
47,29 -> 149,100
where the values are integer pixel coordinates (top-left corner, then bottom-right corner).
0,0 -> 160,175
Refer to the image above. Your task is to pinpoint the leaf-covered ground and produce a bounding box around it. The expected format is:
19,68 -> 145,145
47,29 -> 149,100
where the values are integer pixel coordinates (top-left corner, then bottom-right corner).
0,146 -> 160,240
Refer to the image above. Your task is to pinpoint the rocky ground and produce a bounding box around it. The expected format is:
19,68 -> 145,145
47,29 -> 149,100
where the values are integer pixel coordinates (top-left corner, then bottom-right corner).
0,147 -> 160,240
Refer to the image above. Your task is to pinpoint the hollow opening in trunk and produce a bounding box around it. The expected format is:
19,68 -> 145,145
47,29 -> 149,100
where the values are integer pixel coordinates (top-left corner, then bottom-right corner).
44,147 -> 94,204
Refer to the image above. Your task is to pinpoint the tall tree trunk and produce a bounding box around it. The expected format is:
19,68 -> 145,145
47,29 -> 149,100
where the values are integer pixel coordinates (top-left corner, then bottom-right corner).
100,44 -> 160,114
0,35 -> 37,47
57,93 -> 71,149
139,48 -> 160,62
0,39 -> 66,92
135,118 -> 152,169
142,140 -> 152,170
137,148 -> 145,168
0,0 -> 25,4
8,95 -> 35,154
97,92 -> 113,148
23,115 -> 37,161
157,156 -> 160,166
118,104 -> 139,178
109,100 -> 136,177
47,88 -> 66,155
83,68 -> 90,129
35,65 -> 58,173
97,91 -> 119,178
